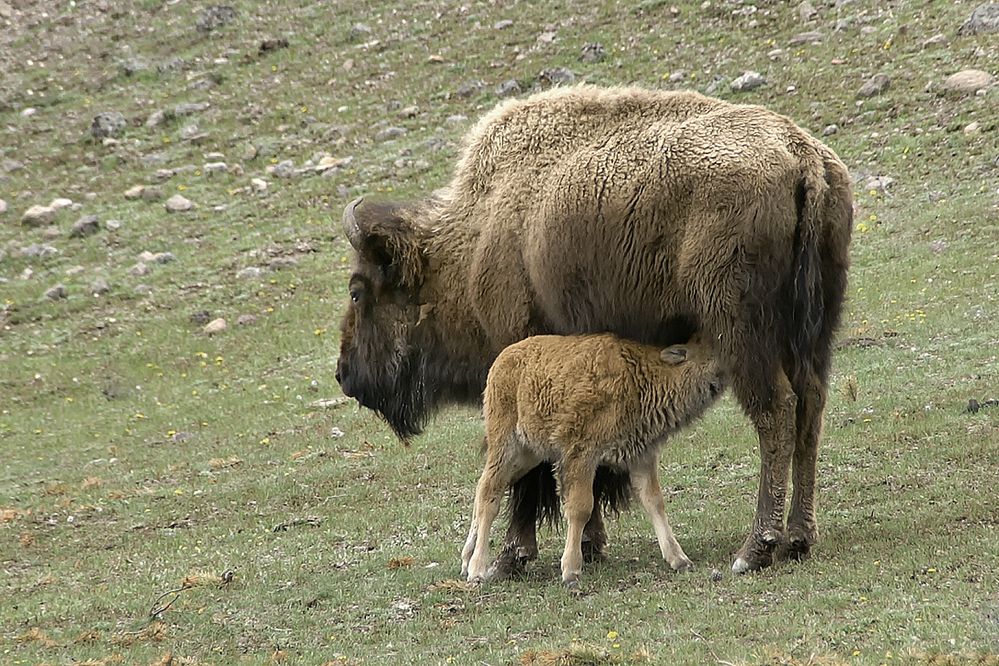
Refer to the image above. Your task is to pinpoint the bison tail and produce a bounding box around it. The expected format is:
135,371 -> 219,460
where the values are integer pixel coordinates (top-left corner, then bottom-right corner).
507,462 -> 561,529
785,155 -> 853,395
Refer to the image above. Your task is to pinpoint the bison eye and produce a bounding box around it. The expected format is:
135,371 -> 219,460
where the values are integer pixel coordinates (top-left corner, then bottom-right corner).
349,288 -> 362,303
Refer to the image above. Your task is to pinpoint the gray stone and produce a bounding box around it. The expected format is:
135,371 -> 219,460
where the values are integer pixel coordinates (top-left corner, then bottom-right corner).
21,205 -> 57,226
0,199 -> 6,215
268,257 -> 298,270
106,219 -> 122,232
203,318 -> 227,335
398,105 -> 419,119
797,1 -> 817,22
579,43 -> 605,63
789,31 -> 823,45
493,19 -> 514,30
251,178 -> 268,192
119,57 -> 149,76
922,33 -> 948,49
44,284 -> 67,300
445,114 -> 468,125
455,80 -> 485,98
236,314 -> 257,326
495,79 -> 522,97
2,158 -> 24,173
375,126 -> 407,142
537,67 -> 576,87
165,194 -> 193,212
964,121 -> 982,135
65,265 -> 86,277
91,278 -> 111,295
153,252 -> 175,264
179,123 -> 207,142
189,310 -> 212,325
134,284 -> 153,295
236,266 -> 263,279
174,101 -> 210,116
196,5 -> 236,33
124,185 -> 145,199
129,262 -> 150,276
146,110 -> 168,126
958,4 -> 999,35
19,243 -> 59,258
865,175 -> 895,192
348,23 -> 373,41
822,124 -> 839,136
141,186 -> 165,202
90,112 -> 126,139
857,74 -> 890,98
730,71 -> 766,92
70,214 -> 100,238
941,69 -> 994,95
273,160 -> 295,178
204,161 -> 228,176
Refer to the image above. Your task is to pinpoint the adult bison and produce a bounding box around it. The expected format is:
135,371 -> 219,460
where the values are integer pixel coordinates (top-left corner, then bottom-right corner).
335,85 -> 852,574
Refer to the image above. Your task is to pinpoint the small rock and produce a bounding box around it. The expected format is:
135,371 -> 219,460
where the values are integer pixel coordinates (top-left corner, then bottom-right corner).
171,431 -> 195,443
242,144 -> 259,161
259,37 -> 289,53
929,239 -> 948,254
196,5 -> 236,33
119,57 -> 149,77
90,112 -> 126,139
189,310 -> 212,325
348,23 -> 373,41
941,69 -> 994,95
70,214 -> 100,238
204,161 -> 228,176
65,265 -> 86,277
822,124 -> 839,136
398,105 -> 419,119
203,318 -> 227,335
493,19 -> 514,30
174,101 -> 210,116
42,227 -> 61,240
180,123 -> 206,142
964,121 -> 982,135
272,160 -> 294,178
141,187 -> 165,202
789,31 -> 823,45
134,284 -> 153,295
579,43 -> 606,63
44,284 -> 67,300
710,568 -> 724,582
668,71 -> 686,83
536,31 -> 557,44
21,107 -> 36,118
251,178 -> 268,192
375,126 -> 407,142
958,3 -> 999,35
0,199 -> 6,215
865,176 -> 895,192
129,262 -> 150,276
19,243 -> 58,258
730,71 -> 766,92
165,194 -> 193,212
495,79 -> 522,97
857,73 -> 890,98
268,257 -> 298,270
922,33 -> 948,49
455,80 -> 485,98
49,198 -> 74,210
19,268 -> 33,280
106,219 -> 122,232
797,1 -> 817,22
124,185 -> 146,199
537,67 -> 576,87
91,278 -> 111,295
2,158 -> 24,173
236,266 -> 263,279
21,205 -> 57,226
236,314 -> 257,326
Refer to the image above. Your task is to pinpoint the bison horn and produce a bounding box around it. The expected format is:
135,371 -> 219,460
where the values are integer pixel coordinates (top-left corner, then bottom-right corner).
342,197 -> 365,250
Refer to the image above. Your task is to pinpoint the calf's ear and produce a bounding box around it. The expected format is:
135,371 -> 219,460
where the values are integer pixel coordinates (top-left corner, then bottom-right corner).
660,346 -> 688,365
342,197 -> 424,288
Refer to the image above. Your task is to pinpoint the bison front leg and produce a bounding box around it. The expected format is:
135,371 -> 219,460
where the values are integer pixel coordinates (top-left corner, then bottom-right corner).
489,464 -> 548,579
732,370 -> 797,574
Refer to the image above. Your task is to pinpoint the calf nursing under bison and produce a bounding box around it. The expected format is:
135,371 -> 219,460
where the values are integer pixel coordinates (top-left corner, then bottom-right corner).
335,84 -> 852,575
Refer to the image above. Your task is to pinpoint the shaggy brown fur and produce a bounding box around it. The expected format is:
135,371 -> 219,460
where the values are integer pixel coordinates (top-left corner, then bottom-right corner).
336,85 -> 852,574
461,334 -> 724,587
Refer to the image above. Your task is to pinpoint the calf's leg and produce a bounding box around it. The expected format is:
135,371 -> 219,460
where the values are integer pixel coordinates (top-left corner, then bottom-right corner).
560,461 -> 597,589
630,454 -> 693,572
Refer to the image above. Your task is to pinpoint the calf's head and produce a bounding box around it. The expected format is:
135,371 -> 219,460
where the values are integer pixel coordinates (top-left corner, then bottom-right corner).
336,198 -> 430,440
659,337 -> 726,425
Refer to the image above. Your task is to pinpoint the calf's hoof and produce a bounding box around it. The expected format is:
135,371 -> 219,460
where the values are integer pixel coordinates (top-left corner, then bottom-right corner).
670,558 -> 695,573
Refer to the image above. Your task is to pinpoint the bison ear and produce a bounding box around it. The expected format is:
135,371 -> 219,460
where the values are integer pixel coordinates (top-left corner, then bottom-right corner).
342,197 -> 424,288
660,346 -> 687,366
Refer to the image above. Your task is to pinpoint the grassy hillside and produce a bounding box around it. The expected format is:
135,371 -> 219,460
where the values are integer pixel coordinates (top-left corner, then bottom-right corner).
1,1 -> 996,664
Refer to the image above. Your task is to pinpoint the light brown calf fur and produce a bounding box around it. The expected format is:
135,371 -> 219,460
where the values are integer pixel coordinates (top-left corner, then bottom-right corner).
461,334 -> 724,587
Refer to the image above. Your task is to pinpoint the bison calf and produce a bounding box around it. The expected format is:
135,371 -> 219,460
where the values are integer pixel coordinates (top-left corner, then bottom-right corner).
461,333 -> 724,588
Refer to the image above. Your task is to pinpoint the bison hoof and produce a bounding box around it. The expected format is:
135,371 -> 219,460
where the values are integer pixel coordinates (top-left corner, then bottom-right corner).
564,579 -> 584,596
487,543 -> 536,581
786,536 -> 813,562
732,537 -> 777,574
581,539 -> 607,563
671,558 -> 695,573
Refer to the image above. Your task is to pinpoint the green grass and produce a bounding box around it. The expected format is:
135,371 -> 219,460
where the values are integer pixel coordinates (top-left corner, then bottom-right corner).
1,1 -> 997,664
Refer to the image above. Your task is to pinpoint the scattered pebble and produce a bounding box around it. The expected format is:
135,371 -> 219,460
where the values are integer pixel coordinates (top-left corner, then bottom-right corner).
236,266 -> 263,279
823,124 -> 839,136
70,215 -> 100,238
493,19 -> 514,30
495,79 -> 522,97
145,110 -> 167,127
130,262 -> 150,276
579,43 -> 605,63
267,257 -> 298,271
730,71 -> 766,92
788,31 -> 822,45
857,73 -> 890,98
865,176 -> 895,192
797,1 -> 817,22
922,33 -> 948,49
964,121 -> 982,135
124,185 -> 146,200
941,69 -> 994,95
236,314 -> 257,326
272,160 -> 295,178
196,4 -> 236,33
91,278 -> 111,295
537,67 -> 576,87
375,127 -> 407,142
204,161 -> 228,176
45,284 -> 68,300
398,105 -> 419,119
90,111 -> 126,139
0,199 -> 7,215
106,219 -> 122,231
21,205 -> 57,226
49,198 -> 74,210
203,318 -> 227,335
19,243 -> 58,258
165,194 -> 193,212
189,310 -> 212,325
174,102 -> 210,116
251,178 -> 268,192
